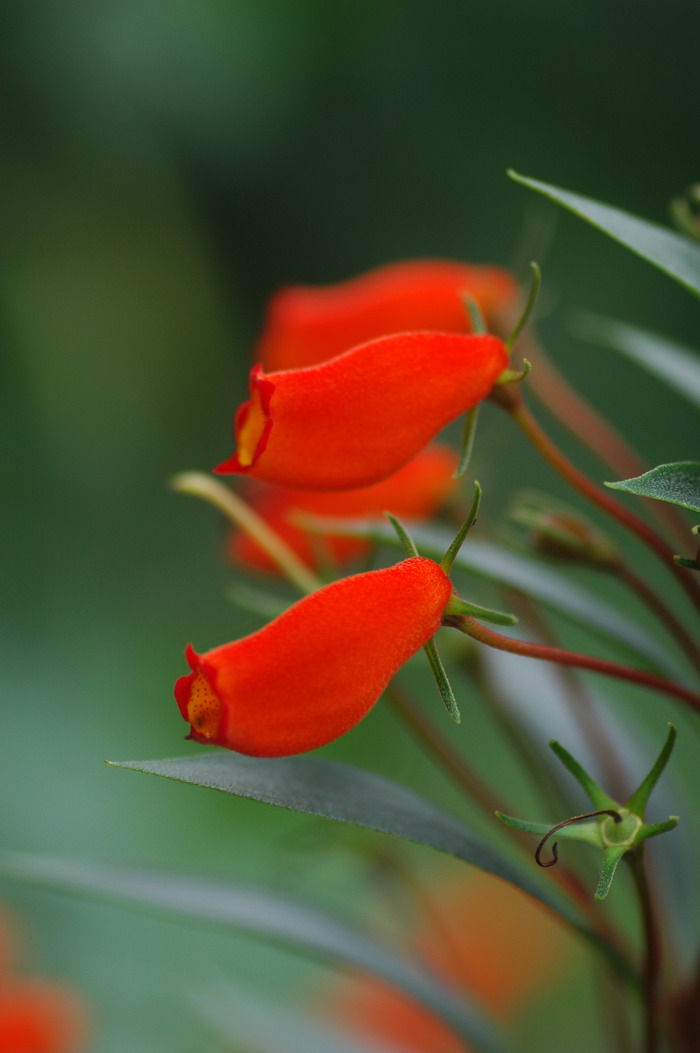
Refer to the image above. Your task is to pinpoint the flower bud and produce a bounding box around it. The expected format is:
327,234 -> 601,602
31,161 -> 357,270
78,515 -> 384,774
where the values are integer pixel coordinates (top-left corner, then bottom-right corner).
175,557 -> 453,756
256,259 -> 518,372
216,331 -> 508,490
228,445 -> 459,574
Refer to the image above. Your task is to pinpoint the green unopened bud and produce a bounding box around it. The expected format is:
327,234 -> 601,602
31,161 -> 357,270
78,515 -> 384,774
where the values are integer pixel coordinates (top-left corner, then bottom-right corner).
497,725 -> 679,899
510,491 -> 618,568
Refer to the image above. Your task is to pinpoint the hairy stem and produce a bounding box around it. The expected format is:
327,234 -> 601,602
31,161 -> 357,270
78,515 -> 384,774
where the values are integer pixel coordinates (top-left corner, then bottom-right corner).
494,390 -> 700,615
448,616 -> 700,715
627,850 -> 663,1053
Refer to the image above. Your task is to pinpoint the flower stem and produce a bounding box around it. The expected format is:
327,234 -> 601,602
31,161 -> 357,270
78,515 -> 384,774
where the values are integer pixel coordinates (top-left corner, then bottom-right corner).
627,849 -> 662,1053
448,616 -> 700,715
170,471 -> 321,595
386,681 -> 634,973
498,392 -> 700,615
611,558 -> 700,678
512,327 -> 690,547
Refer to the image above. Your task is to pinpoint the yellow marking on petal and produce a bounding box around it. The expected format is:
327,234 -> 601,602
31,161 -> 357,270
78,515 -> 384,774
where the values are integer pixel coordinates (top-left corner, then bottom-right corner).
237,390 -> 267,467
187,671 -> 222,739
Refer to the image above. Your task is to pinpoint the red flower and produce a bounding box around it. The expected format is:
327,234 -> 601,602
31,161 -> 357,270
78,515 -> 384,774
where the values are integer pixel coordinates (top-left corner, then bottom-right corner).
216,331 -> 507,490
0,902 -> 92,1053
326,870 -> 576,1053
256,259 -> 518,372
175,557 -> 453,756
0,980 -> 91,1053
228,444 -> 459,574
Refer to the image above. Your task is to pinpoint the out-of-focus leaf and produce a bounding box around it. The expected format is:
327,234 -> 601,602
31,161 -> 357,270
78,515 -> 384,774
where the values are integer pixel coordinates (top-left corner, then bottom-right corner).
605,463 -> 700,514
576,314 -> 700,410
194,981 -> 391,1053
0,849 -> 513,1053
509,171 -> 700,297
305,519 -> 685,681
108,753 -> 634,984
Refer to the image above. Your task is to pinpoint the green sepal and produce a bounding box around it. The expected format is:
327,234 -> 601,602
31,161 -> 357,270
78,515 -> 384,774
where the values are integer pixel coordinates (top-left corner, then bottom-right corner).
625,724 -> 676,817
462,293 -> 488,334
444,596 -> 518,626
453,406 -> 480,479
549,741 -> 619,812
384,512 -> 420,558
440,482 -> 482,572
673,555 -> 699,570
494,359 -> 532,386
496,812 -> 602,848
506,261 -> 541,351
634,816 -> 680,845
595,847 -> 627,900
423,638 -> 461,724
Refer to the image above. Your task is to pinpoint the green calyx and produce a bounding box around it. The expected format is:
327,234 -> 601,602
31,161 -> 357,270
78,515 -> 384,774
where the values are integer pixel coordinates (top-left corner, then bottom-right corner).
497,724 -> 679,899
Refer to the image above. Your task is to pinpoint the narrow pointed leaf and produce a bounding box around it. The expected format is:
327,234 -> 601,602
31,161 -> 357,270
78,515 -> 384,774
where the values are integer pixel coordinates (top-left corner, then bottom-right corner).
595,847 -> 627,900
0,849 -> 512,1053
108,752 -> 634,983
625,724 -> 677,817
549,741 -> 619,812
575,315 -> 700,410
423,638 -> 461,723
508,171 -> 700,297
605,463 -> 700,514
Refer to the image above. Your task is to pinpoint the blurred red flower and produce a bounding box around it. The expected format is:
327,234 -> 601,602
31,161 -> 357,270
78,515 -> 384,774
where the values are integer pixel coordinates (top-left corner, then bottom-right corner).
256,259 -> 517,372
227,444 -> 459,574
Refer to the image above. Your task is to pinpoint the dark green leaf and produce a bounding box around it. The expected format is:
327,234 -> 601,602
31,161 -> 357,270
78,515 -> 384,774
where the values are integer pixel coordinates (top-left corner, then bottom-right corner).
107,753 -> 635,985
605,463 -> 700,514
0,849 -> 511,1053
575,315 -> 700,411
508,171 -> 700,297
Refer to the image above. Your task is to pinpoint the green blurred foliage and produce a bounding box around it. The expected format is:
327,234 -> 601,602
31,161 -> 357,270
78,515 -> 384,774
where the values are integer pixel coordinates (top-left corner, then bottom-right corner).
1,2 -> 699,1049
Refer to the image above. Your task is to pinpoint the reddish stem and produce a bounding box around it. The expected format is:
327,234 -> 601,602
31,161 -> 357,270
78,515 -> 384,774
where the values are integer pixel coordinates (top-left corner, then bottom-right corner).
448,615 -> 700,715
515,328 -> 690,547
496,389 -> 700,616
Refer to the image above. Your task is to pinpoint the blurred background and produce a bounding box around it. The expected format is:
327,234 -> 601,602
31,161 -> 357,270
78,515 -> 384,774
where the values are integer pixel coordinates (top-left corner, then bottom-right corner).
2,1 -> 699,1049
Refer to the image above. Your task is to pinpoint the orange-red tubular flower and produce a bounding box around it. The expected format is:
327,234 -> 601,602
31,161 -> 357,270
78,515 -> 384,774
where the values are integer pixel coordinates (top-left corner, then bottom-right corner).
326,871 -> 575,1053
216,331 -> 508,490
228,444 -> 460,574
0,979 -> 92,1053
256,259 -> 518,372
175,557 -> 453,757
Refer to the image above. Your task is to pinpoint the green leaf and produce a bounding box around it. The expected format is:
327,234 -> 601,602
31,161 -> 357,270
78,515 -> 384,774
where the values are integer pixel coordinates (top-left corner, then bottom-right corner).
107,753 -> 636,985
0,849 -> 512,1053
605,463 -> 700,514
575,314 -> 700,411
508,171 -> 700,297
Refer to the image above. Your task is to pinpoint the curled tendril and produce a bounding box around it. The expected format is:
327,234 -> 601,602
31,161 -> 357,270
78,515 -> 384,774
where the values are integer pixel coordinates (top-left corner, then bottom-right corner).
535,809 -> 622,868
